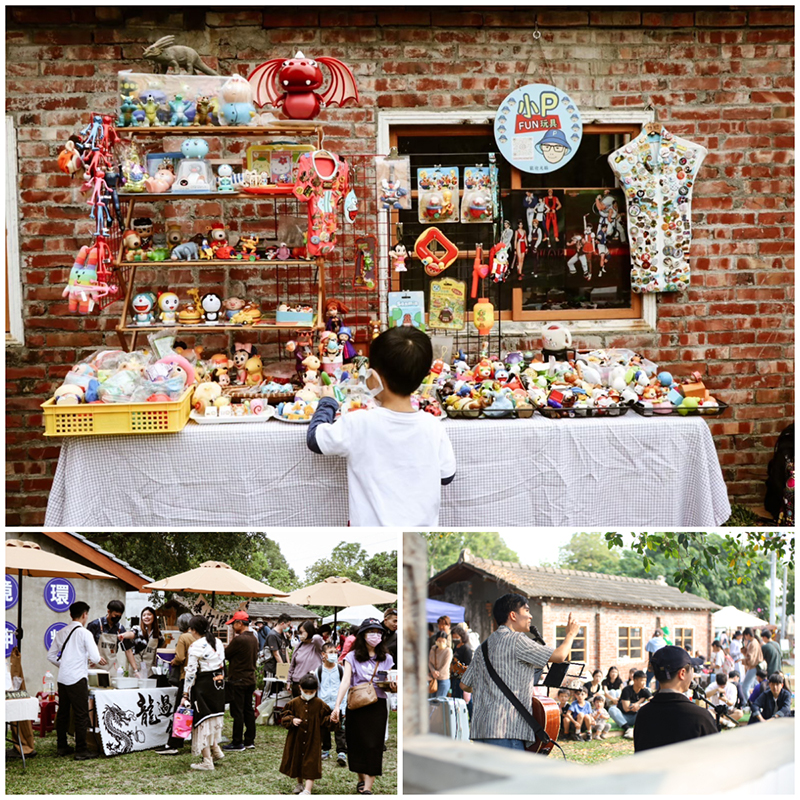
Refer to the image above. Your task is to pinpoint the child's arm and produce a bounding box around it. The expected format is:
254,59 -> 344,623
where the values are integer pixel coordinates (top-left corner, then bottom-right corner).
280,702 -> 297,729
307,396 -> 340,454
438,426 -> 457,485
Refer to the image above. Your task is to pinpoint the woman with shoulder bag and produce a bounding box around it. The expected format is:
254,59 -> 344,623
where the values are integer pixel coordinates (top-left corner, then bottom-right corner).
155,613 -> 193,756
331,619 -> 396,795
429,632 -> 452,699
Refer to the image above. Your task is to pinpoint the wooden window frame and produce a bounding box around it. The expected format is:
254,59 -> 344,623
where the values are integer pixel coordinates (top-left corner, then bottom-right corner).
556,624 -> 587,662
618,625 -> 643,660
674,627 -> 694,651
378,109 -> 657,331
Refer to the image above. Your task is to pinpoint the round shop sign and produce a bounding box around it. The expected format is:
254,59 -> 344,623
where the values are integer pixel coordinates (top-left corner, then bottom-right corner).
6,575 -> 19,610
6,621 -> 18,658
44,578 -> 75,613
45,622 -> 68,652
494,83 -> 583,174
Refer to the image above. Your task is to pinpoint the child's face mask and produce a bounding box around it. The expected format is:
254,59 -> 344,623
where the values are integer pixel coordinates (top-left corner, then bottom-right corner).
365,369 -> 384,401
326,653 -> 338,663
301,691 -> 316,701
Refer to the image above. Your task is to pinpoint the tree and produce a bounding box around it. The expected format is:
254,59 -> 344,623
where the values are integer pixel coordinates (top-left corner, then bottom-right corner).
558,533 -> 623,574
362,551 -> 398,596
81,533 -> 297,593
604,532 -> 794,596
422,532 -> 520,575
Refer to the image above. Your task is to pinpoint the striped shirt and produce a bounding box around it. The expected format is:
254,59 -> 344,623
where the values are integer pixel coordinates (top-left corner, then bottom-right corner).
462,625 -> 554,741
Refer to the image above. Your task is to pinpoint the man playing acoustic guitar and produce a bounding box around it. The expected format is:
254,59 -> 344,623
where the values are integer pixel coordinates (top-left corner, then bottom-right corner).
460,594 -> 581,751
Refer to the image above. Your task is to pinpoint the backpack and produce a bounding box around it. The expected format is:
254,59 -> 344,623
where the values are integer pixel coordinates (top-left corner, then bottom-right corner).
765,423 -> 794,522
316,664 -> 344,685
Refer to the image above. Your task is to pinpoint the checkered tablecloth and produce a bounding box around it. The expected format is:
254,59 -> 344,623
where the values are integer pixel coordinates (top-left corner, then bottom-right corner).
44,414 -> 730,527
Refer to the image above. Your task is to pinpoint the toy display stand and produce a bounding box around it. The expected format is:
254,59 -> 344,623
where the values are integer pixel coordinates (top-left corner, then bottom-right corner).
113,124 -> 326,352
632,400 -> 729,417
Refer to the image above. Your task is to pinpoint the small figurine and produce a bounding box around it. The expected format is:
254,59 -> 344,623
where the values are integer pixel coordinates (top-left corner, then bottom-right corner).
231,301 -> 261,324
301,354 -> 321,384
133,217 -> 154,249
369,319 -> 381,339
170,241 -> 199,261
157,291 -> 180,324
166,224 -> 183,249
201,292 -> 223,323
123,229 -> 145,261
138,96 -> 162,127
390,242 -> 408,272
224,297 -> 245,321
216,163 -> 235,192
142,36 -> 218,75
193,95 -> 215,126
177,289 -> 203,324
193,382 -> 223,414
211,366 -> 232,388
199,238 -> 215,260
168,95 -> 193,126
181,138 -> 209,159
144,168 -> 175,193
132,292 -> 157,325
276,242 -> 292,261
324,298 -> 349,334
238,235 -> 259,259
118,92 -> 139,127
57,139 -> 84,177
208,222 -> 227,253
244,354 -> 264,385
338,326 -> 357,363
219,75 -> 256,126
214,245 -> 238,259
232,342 -> 256,383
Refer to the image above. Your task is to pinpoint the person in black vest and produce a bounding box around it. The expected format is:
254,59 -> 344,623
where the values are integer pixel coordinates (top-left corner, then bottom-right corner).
223,611 -> 259,752
633,645 -> 718,753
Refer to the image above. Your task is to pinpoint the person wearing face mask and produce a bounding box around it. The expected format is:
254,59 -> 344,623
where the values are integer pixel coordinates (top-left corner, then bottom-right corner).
86,599 -> 139,677
280,673 -> 336,796
331,618 -> 396,795
317,642 -> 348,765
306,326 -> 456,527
288,621 -> 325,699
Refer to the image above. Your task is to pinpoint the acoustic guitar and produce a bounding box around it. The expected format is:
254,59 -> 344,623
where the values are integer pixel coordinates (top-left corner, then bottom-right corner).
525,686 -> 561,755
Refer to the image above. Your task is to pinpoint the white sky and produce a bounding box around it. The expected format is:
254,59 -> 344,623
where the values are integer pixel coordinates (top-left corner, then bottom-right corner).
266,530 -> 399,579
495,531 -> 635,567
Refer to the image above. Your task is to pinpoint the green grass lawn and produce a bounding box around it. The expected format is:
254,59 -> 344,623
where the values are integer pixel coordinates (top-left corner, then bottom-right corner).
6,709 -> 398,795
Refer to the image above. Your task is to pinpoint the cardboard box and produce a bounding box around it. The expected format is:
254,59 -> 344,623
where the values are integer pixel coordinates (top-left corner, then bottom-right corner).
275,663 -> 290,680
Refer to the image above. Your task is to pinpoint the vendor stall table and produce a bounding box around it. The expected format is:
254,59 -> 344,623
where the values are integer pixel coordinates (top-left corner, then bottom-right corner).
5,696 -> 40,768
90,686 -> 177,756
44,414 -> 730,527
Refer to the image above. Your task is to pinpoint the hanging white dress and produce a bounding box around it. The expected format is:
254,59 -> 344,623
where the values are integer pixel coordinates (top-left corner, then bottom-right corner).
608,126 -> 707,293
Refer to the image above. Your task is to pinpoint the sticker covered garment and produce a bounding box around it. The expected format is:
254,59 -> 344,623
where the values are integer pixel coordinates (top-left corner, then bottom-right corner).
608,126 -> 707,293
293,150 -> 350,257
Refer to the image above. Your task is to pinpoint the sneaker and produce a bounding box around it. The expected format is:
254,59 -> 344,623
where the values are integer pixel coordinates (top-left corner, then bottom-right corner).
293,783 -> 305,794
74,751 -> 99,760
623,727 -> 634,740
584,732 -> 592,741
321,750 -> 331,760
244,743 -> 255,750
569,732 -> 582,742
190,760 -> 214,771
57,746 -> 75,756
222,743 -> 245,752
155,747 -> 180,755
211,745 -> 225,761
337,752 -> 347,766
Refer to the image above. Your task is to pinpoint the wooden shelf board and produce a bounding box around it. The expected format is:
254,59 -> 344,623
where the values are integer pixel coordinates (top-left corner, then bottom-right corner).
117,259 -> 315,268
120,191 -> 245,200
117,322 -> 317,333
118,124 -> 323,136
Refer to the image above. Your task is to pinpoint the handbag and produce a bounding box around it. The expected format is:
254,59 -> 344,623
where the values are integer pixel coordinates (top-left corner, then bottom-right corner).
428,677 -> 438,694
172,707 -> 193,739
347,660 -> 381,710
167,661 -> 182,688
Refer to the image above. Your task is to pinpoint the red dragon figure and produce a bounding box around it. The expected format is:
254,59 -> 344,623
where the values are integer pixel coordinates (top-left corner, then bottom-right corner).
247,51 -> 359,120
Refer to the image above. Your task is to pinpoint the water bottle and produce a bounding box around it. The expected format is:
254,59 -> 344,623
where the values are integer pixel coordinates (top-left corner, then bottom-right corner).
44,670 -> 56,700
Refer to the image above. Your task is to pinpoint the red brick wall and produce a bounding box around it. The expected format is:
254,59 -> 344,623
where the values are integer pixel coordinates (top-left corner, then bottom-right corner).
541,600 -> 713,676
6,7 -> 794,523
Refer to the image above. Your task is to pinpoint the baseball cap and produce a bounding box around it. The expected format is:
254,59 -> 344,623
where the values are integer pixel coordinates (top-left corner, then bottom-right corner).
226,610 -> 250,625
650,645 -> 694,681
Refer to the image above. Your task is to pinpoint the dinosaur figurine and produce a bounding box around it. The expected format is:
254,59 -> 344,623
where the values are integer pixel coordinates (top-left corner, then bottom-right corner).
142,36 -> 218,75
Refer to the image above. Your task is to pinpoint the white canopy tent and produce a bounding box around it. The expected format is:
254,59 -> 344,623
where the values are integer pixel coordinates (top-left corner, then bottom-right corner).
322,604 -> 384,626
712,605 -> 768,630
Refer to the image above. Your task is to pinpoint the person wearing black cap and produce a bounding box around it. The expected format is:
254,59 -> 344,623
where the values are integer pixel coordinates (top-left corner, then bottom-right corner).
633,645 -> 718,753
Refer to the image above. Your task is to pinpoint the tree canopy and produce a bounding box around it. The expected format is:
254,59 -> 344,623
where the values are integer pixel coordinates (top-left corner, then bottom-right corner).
422,532 -> 520,575
558,532 -> 622,574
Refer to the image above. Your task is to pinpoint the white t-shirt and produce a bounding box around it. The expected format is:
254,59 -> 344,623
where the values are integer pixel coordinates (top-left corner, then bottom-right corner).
314,407 -> 456,526
46,621 -> 102,686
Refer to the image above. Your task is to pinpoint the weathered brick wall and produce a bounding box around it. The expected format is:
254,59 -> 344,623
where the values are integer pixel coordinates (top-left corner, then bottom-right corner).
541,600 -> 713,676
6,7 -> 794,524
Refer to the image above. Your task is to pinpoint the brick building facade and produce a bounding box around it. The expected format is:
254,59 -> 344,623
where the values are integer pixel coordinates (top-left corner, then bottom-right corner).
5,7 -> 794,523
428,549 -> 719,676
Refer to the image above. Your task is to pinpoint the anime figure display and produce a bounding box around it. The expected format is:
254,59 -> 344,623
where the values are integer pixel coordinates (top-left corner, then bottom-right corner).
543,188 -> 562,244
248,51 -> 359,120
512,220 -> 527,279
324,299 -> 349,334
390,242 -> 408,272
293,150 -> 350,257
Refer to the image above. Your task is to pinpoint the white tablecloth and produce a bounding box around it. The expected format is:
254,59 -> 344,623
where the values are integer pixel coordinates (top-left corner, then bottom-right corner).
45,414 -> 730,527
5,697 -> 40,723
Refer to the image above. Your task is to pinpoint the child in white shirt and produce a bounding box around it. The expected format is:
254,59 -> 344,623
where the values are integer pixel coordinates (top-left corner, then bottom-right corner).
308,326 -> 456,526
317,642 -> 348,764
590,693 -> 611,739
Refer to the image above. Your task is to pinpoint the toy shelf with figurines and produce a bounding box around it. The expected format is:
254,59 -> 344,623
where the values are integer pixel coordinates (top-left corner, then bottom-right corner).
112,124 -> 327,351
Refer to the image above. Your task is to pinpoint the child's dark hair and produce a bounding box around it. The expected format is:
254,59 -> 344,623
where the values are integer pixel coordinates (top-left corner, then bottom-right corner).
322,641 -> 337,653
368,326 -> 432,396
299,673 -> 319,691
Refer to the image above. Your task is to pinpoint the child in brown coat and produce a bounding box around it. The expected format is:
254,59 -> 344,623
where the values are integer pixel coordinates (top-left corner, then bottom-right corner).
280,673 -> 336,795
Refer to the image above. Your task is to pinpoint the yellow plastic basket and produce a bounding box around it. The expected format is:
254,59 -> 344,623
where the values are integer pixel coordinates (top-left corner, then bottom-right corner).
41,387 -> 193,437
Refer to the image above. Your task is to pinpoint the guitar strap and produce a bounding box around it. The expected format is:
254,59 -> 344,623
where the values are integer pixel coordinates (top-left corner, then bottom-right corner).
481,640 -> 551,745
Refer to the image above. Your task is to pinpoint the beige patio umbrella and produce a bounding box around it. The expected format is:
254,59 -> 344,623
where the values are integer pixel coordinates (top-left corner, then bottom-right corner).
284,577 -> 397,640
5,538 -> 116,757
5,539 -> 116,651
142,560 -> 290,608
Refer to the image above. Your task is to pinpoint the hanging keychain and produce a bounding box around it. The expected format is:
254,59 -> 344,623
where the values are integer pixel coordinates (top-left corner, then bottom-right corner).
344,162 -> 358,224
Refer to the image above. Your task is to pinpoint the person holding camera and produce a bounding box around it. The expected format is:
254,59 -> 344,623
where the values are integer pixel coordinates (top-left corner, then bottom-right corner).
633,646 -> 718,753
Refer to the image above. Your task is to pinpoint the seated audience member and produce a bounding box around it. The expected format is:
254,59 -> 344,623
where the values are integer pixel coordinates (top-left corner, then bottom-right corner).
557,688 -> 575,737
608,670 -> 651,740
602,666 -> 623,708
625,668 -> 637,686
590,694 -> 611,740
704,672 -> 743,727
584,670 -> 604,702
748,669 -> 770,704
568,687 -> 594,741
728,670 -> 748,712
749,673 -> 793,724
